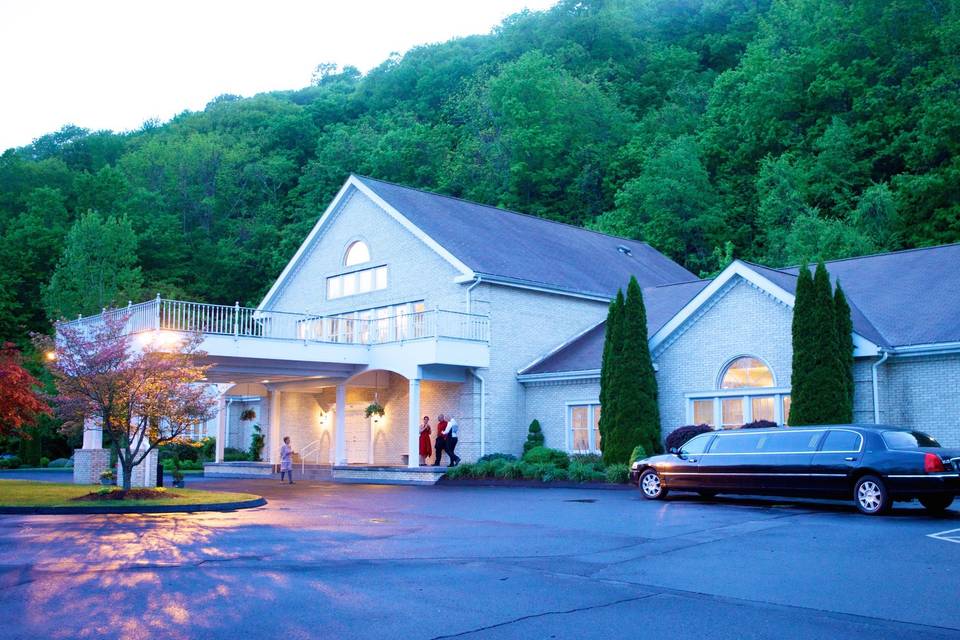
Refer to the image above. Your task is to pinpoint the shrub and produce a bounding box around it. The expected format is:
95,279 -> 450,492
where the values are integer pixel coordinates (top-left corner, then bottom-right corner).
519,461 -> 542,480
444,463 -> 474,479
740,419 -> 778,429
569,460 -> 605,483
48,457 -> 72,468
522,446 -> 570,469
477,453 -> 517,463
570,453 -> 604,468
540,466 -> 568,482
39,456 -> 50,468
0,456 -> 22,469
249,425 -> 265,461
494,460 -> 524,479
605,463 -> 630,484
223,447 -> 251,462
665,425 -> 713,451
523,419 -> 545,454
629,445 -> 648,464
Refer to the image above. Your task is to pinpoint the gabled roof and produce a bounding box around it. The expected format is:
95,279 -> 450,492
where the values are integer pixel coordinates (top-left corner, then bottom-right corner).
519,280 -> 709,376
782,244 -> 960,347
520,244 -> 960,379
354,176 -> 696,297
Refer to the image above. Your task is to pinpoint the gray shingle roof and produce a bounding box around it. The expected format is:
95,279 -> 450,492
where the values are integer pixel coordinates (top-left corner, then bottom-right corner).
521,244 -> 960,376
520,280 -> 709,375
356,176 -> 696,296
783,244 -> 960,347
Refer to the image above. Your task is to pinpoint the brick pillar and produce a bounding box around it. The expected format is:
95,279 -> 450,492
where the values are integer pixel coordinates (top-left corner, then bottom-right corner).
73,449 -> 111,485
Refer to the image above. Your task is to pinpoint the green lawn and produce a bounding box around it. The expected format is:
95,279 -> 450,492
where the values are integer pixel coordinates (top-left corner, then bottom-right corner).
0,480 -> 260,507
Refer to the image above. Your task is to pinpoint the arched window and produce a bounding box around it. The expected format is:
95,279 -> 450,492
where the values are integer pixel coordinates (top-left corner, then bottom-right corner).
343,241 -> 370,266
720,356 -> 774,389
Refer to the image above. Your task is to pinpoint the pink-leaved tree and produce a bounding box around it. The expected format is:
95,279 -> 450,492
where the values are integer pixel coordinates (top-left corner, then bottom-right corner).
37,312 -> 215,490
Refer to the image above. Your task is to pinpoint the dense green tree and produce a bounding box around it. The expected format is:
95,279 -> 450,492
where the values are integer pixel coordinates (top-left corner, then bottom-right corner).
42,211 -> 143,320
598,290 -> 624,465
600,278 -> 660,464
788,265 -> 815,426
834,281 -> 855,423
0,0 -> 958,350
790,262 -> 847,425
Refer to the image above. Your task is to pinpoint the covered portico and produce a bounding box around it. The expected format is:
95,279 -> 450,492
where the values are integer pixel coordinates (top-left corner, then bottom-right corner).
210,364 -> 475,471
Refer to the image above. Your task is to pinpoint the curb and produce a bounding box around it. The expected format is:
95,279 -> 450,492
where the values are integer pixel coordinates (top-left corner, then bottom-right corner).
437,478 -> 634,491
0,496 -> 267,515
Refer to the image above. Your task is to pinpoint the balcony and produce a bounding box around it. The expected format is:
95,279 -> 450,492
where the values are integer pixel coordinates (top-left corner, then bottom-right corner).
58,297 -> 490,380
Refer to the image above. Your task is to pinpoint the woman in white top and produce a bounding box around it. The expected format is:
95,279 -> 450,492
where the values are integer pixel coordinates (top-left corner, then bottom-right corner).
279,436 -> 294,484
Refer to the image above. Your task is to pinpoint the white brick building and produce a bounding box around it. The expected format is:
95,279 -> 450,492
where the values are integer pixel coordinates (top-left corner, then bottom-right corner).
66,175 -> 960,481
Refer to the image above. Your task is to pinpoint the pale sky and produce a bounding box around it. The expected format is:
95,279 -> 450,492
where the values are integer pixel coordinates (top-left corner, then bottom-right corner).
0,0 -> 557,152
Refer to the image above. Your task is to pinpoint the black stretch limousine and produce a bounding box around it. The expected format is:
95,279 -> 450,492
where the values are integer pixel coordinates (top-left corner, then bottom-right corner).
629,425 -> 960,515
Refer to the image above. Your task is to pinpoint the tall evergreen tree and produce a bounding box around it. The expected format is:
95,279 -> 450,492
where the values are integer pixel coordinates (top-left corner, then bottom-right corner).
834,281 -> 855,422
789,265 -> 815,426
791,261 -> 846,425
603,276 -> 661,464
598,290 -> 624,464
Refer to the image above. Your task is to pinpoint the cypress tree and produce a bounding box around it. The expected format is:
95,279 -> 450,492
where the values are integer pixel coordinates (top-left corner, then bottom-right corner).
834,281 -> 855,423
789,265 -> 815,426
810,261 -> 841,423
598,290 -> 624,464
611,276 -> 661,462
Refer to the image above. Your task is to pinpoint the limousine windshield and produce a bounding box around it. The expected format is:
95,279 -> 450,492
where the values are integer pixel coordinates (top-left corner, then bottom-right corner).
882,430 -> 941,449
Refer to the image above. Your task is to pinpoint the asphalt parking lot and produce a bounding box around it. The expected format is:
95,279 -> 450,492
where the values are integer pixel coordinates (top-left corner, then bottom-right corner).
1,472 -> 958,639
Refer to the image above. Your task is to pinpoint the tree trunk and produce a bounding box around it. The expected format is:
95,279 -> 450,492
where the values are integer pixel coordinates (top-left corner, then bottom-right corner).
120,454 -> 132,491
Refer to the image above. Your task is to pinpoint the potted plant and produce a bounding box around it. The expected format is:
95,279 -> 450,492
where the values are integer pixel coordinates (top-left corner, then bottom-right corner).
171,461 -> 185,488
364,402 -> 385,419
99,469 -> 115,486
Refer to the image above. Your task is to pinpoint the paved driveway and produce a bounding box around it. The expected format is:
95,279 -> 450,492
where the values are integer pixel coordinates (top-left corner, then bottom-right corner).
1,475 -> 958,639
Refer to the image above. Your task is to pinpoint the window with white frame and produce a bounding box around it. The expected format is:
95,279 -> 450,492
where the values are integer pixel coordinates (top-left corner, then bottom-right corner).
327,265 -> 388,300
343,240 -> 371,266
326,301 -> 425,343
568,403 -> 601,453
686,356 -> 791,428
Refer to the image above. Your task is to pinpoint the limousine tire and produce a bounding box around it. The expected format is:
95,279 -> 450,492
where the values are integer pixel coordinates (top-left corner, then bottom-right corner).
639,469 -> 668,500
919,495 -> 954,513
854,475 -> 891,515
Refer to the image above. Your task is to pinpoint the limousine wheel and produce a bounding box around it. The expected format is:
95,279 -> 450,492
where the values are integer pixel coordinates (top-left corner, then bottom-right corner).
639,469 -> 668,500
919,495 -> 954,513
854,475 -> 891,515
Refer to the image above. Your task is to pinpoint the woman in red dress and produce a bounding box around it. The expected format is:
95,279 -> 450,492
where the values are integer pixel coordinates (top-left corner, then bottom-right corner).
418,416 -> 432,465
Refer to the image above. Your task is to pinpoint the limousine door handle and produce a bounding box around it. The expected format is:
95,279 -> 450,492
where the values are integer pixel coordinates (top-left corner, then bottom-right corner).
688,458 -> 698,463
844,456 -> 857,462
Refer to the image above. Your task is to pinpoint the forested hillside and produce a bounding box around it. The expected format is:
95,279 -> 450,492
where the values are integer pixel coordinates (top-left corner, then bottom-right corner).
2,0 -> 958,348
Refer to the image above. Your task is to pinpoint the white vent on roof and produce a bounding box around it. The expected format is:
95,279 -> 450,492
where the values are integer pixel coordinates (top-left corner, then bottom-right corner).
617,245 -> 632,256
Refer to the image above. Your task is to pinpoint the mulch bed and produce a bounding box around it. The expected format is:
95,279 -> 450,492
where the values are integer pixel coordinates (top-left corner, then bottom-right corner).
72,488 -> 182,502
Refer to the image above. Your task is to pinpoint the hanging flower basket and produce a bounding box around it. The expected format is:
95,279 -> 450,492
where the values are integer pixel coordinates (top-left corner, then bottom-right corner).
364,402 -> 385,418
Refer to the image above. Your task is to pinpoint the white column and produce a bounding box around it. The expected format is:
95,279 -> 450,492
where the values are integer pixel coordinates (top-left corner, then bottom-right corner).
268,390 -> 282,465
215,395 -> 227,463
334,384 -> 347,465
408,378 -> 421,468
82,417 -> 103,449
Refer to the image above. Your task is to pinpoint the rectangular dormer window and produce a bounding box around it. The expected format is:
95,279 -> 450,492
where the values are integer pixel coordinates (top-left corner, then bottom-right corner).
327,265 -> 387,300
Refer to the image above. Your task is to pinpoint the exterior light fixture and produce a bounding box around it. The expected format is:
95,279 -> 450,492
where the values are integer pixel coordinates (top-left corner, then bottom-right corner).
45,351 -> 56,361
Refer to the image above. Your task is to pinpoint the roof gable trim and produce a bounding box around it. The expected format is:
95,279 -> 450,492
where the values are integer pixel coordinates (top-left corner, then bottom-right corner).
257,176 -> 474,311
649,261 -> 880,357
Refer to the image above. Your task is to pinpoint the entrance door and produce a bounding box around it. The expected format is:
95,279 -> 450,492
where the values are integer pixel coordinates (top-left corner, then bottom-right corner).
345,403 -> 370,464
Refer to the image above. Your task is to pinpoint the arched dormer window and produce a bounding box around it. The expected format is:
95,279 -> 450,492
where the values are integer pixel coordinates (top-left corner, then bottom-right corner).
344,240 -> 370,267
719,356 -> 775,389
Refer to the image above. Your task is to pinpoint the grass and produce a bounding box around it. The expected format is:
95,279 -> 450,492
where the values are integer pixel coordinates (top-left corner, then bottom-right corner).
0,480 -> 260,508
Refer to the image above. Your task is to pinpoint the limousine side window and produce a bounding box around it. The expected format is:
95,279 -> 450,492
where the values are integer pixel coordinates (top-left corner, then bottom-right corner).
680,435 -> 712,455
709,433 -> 763,454
821,430 -> 862,452
757,431 -> 822,453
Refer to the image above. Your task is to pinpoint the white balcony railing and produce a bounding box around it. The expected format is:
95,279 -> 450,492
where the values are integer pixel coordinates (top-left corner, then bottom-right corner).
59,297 -> 490,346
